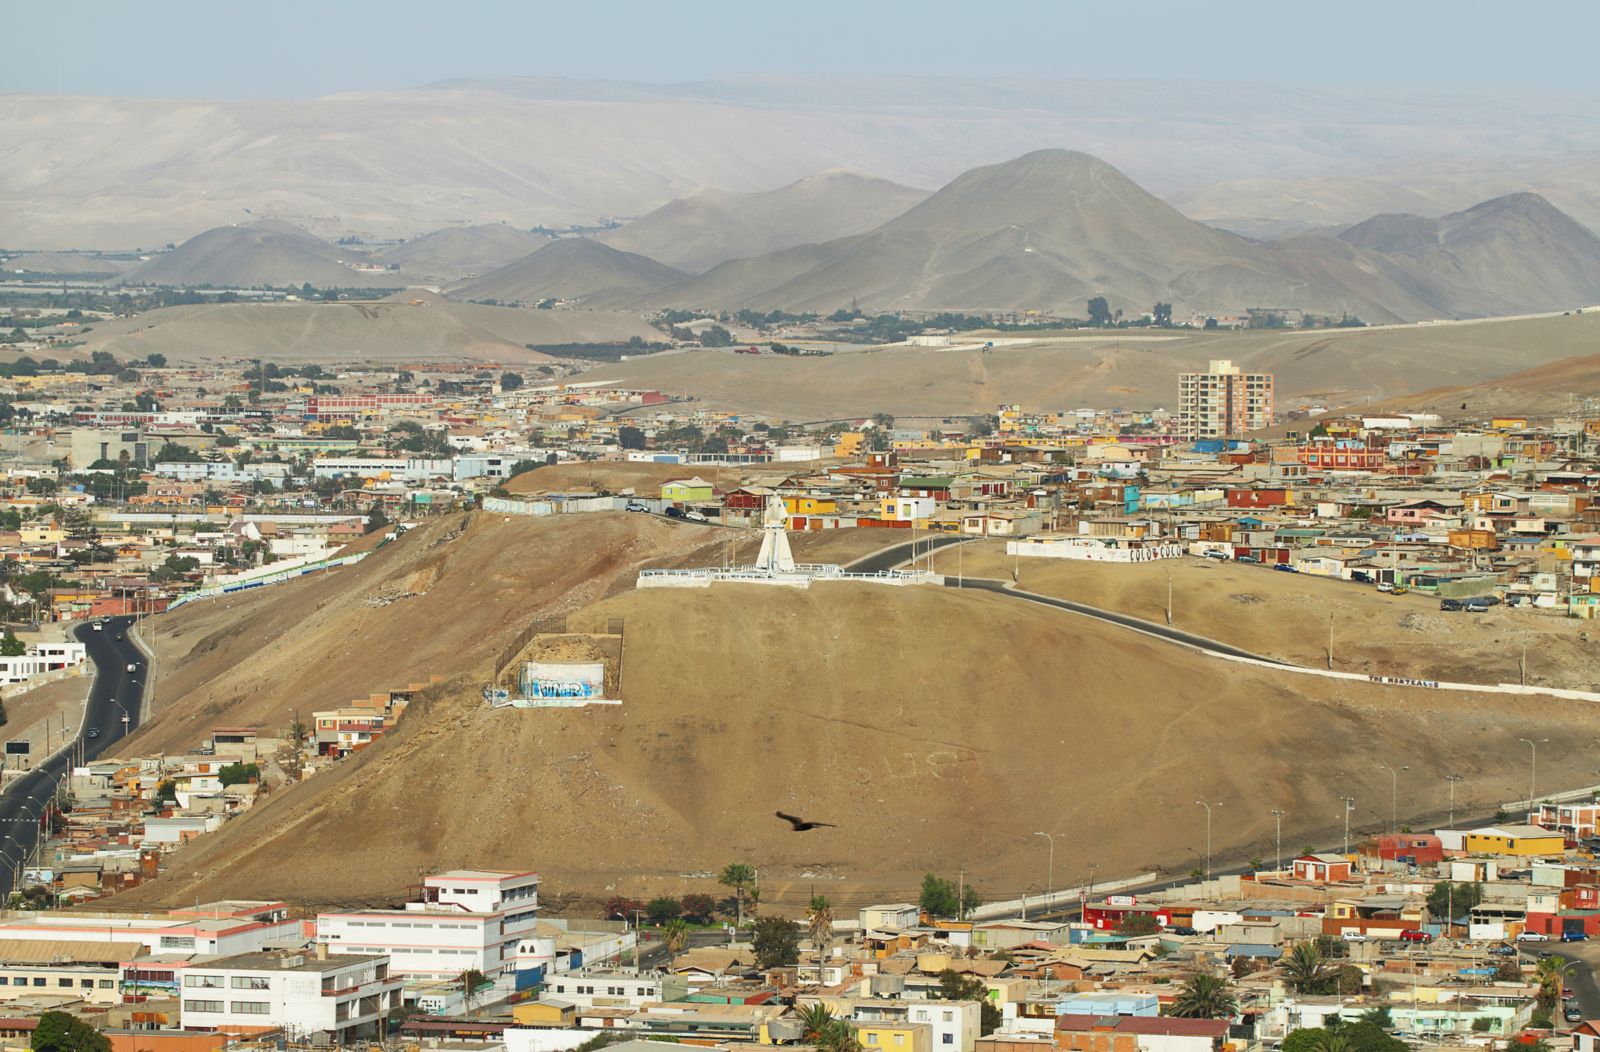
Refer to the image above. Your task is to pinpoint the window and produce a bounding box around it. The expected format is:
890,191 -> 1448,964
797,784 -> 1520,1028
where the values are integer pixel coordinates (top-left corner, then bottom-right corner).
31,978 -> 45,987
0,977 -> 8,986
185,975 -> 223,988
231,976 -> 271,990
98,980 -> 113,989
80,979 -> 93,988
187,999 -> 223,1013
943,1037 -> 954,1045
56,978 -> 72,987
161,936 -> 197,950
232,1002 -> 270,1015
894,1037 -> 904,1046
943,1012 -> 953,1023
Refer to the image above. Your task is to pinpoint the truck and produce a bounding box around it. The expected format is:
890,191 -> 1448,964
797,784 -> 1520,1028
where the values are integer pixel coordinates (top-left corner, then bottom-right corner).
735,346 -> 762,355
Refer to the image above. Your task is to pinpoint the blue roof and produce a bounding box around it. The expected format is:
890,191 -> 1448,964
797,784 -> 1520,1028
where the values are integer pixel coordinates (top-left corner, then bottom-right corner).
1226,944 -> 1284,959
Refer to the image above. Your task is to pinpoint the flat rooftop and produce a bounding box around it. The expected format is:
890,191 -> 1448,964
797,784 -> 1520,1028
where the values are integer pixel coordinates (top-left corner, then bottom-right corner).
200,951 -> 387,973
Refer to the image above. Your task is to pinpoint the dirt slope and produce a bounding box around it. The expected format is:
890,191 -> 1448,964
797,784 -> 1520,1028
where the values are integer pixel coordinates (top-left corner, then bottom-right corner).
115,570 -> 1600,912
375,225 -> 551,282
65,300 -> 657,365
123,221 -> 399,289
451,239 -> 690,307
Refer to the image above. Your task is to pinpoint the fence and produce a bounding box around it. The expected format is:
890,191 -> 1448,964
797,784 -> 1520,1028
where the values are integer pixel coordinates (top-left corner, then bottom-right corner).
636,566 -> 944,589
168,551 -> 372,609
1007,539 -> 1185,562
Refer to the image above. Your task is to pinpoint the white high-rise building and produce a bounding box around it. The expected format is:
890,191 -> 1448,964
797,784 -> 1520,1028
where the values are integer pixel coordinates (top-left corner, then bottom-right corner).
316,870 -> 541,982
1178,359 -> 1274,440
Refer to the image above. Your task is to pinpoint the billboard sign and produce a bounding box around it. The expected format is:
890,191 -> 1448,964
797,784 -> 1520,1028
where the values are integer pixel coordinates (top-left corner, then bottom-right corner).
4,741 -> 29,756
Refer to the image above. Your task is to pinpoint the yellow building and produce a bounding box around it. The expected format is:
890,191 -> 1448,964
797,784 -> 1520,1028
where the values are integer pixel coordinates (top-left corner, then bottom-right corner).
855,1021 -> 931,1052
835,432 -> 866,458
512,1001 -> 577,1028
784,494 -> 838,516
1463,825 -> 1565,857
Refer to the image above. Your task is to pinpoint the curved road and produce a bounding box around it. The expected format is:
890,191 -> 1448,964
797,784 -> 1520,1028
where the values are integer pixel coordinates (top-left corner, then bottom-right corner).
845,533 -> 969,573
0,616 -> 146,894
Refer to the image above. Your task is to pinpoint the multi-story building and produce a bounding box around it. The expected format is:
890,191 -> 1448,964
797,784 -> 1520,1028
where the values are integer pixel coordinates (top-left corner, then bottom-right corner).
316,870 -> 541,983
541,969 -> 688,1008
178,950 -> 401,1045
1178,359 -> 1273,440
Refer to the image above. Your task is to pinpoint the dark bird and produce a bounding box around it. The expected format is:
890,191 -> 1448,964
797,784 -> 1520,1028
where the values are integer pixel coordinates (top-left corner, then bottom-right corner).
776,810 -> 837,831
1460,402 -> 1468,410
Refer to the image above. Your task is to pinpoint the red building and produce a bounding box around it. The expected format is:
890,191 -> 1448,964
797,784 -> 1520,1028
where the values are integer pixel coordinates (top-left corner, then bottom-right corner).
1361,834 -> 1445,866
1226,488 -> 1289,508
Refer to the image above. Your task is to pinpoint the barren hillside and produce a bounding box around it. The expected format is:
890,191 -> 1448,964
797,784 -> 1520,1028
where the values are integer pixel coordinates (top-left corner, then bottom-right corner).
63,300 -> 658,365
113,558 -> 1600,911
451,239 -> 690,307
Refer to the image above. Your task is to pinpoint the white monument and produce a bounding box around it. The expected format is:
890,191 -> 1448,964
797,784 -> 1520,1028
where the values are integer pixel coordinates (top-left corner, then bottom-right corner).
753,492 -> 796,575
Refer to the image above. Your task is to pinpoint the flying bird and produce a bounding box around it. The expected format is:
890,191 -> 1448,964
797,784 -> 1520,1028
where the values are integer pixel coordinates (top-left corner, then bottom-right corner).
776,810 -> 837,831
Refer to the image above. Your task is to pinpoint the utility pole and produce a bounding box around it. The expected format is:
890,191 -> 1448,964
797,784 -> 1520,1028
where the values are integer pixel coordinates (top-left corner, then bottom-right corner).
1270,809 -> 1287,872
1444,774 -> 1463,827
1340,797 -> 1356,855
1379,763 -> 1408,833
1327,614 -> 1335,670
1033,832 -> 1061,904
957,868 -> 965,921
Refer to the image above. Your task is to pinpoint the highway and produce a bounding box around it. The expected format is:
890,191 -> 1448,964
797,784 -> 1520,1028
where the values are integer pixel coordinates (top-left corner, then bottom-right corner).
845,534 -> 969,573
0,616 -> 146,895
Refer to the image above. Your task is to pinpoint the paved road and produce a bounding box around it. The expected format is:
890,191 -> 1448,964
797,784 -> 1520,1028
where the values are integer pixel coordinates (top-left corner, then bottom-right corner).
0,616 -> 146,894
845,534 -> 968,574
950,575 -> 1281,664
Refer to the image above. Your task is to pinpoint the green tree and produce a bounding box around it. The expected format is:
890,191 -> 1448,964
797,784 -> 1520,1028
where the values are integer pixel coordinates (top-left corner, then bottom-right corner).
1168,970 -> 1238,1019
1087,296 -> 1113,326
1535,954 -> 1573,1011
1358,1006 -> 1393,1029
217,762 -> 259,786
458,968 -> 486,1013
1283,941 -> 1338,994
719,862 -> 756,931
699,325 -> 734,347
31,1011 -> 110,1052
645,896 -> 681,924
154,442 -> 202,463
618,425 -> 646,450
1153,302 -> 1173,327
1425,880 -> 1482,922
937,969 -> 1002,1034
500,371 -> 524,391
920,873 -> 960,918
679,893 -> 715,923
749,914 -> 800,969
0,631 -> 24,658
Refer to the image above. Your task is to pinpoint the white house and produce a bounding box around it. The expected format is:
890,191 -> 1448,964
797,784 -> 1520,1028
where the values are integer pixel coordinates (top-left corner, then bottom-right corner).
0,641 -> 86,686
859,904 -> 920,931
542,969 -> 689,1008
178,950 -> 401,1044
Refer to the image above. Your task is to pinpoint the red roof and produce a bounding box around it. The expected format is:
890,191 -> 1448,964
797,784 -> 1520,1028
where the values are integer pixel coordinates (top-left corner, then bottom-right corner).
1056,1015 -> 1230,1037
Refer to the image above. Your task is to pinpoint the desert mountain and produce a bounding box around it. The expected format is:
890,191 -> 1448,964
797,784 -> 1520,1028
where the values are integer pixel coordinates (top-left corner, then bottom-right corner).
1335,193 -> 1600,317
450,238 -> 690,306
661,150 -> 1600,321
375,224 -> 550,281
122,221 -> 400,289
0,251 -> 131,277
597,170 -> 929,273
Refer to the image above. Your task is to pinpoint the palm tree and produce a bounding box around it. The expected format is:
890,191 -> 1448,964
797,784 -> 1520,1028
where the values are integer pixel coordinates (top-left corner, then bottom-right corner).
798,1003 -> 836,1041
1535,954 -> 1573,1010
797,1004 -> 860,1052
1282,942 -> 1336,994
1309,1034 -> 1353,1052
720,862 -> 756,933
661,918 -> 689,965
1168,971 -> 1239,1019
807,894 -> 834,963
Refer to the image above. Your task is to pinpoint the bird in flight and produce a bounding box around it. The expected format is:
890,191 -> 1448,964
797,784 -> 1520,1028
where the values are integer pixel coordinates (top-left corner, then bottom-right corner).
776,811 -> 837,831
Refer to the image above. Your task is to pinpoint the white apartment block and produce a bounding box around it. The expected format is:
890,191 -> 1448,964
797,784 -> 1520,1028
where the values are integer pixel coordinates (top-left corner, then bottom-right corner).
1178,359 -> 1274,440
179,950 -> 401,1045
0,904 -> 298,956
542,969 -> 689,1008
317,870 -> 540,981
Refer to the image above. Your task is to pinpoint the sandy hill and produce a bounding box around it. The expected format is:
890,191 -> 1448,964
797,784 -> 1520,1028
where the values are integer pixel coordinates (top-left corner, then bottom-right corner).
112,553 -> 1600,910
375,224 -> 550,282
659,150 -> 1600,322
451,238 -> 690,306
1,251 -> 131,277
122,221 -> 399,289
579,310 -> 1600,417
597,171 -> 930,273
65,299 -> 659,365
1381,349 -> 1600,419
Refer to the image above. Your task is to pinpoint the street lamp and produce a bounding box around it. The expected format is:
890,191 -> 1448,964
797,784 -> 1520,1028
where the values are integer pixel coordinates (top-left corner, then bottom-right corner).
1379,763 -> 1409,833
1443,774 -> 1464,827
1518,738 -> 1549,819
1340,797 -> 1356,855
1033,832 -> 1064,904
1195,801 -> 1221,879
1270,809 -> 1287,872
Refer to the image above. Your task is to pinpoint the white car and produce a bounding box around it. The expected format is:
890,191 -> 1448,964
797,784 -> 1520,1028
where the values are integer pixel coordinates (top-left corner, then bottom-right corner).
91,623 -> 103,631
1517,931 -> 1550,941
685,510 -> 708,522
1341,931 -> 1368,941
125,663 -> 138,673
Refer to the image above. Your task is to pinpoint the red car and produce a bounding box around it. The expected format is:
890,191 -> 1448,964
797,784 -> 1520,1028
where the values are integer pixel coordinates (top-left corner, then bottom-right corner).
1399,929 -> 1432,943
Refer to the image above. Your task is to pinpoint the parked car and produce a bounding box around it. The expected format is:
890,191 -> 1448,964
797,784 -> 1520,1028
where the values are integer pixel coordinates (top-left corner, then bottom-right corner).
1517,931 -> 1550,941
1350,571 -> 1374,584
664,507 -> 686,519
85,728 -> 99,739
1166,925 -> 1198,936
1273,563 -> 1299,573
1489,944 -> 1518,956
1236,554 -> 1260,563
1202,550 -> 1228,560
125,663 -> 137,673
1341,931 -> 1368,941
1562,930 -> 1589,942
1399,929 -> 1431,942
1378,582 -> 1395,593
1567,1007 -> 1583,1023
1390,586 -> 1410,595
685,510 -> 708,523
91,622 -> 103,632
624,501 -> 648,513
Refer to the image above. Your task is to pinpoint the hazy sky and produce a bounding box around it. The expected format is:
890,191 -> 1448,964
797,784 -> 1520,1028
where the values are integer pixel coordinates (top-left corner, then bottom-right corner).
8,0 -> 1600,98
